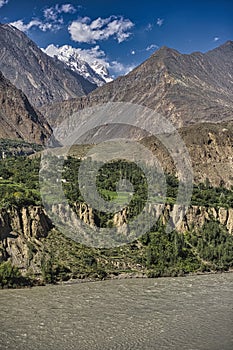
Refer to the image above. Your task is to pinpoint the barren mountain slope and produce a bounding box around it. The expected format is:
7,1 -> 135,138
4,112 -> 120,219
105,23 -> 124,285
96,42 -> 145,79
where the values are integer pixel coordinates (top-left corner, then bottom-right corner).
0,24 -> 97,107
0,71 -> 52,144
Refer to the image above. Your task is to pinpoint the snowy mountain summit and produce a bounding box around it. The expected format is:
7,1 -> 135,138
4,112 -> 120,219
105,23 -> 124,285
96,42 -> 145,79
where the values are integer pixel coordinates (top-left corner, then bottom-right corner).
43,44 -> 113,86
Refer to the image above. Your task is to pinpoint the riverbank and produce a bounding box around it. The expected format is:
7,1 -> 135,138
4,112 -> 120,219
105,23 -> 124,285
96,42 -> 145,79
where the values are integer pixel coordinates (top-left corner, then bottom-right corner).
1,261 -> 233,290
2,263 -> 233,290
55,268 -> 233,288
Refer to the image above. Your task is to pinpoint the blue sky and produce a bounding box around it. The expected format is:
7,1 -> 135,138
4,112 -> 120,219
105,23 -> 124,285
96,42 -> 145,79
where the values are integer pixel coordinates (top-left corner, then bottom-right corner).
0,0 -> 232,76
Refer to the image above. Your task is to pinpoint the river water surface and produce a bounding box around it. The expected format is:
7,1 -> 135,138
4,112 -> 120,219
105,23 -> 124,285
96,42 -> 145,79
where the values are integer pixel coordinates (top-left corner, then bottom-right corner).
1,273 -> 233,350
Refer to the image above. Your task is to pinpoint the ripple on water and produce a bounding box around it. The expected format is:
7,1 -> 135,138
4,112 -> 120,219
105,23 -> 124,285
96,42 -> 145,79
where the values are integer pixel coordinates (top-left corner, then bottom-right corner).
0,274 -> 233,350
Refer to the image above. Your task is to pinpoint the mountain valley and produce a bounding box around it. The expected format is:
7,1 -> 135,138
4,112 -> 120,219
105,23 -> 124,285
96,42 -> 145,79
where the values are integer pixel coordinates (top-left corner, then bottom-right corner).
0,25 -> 233,287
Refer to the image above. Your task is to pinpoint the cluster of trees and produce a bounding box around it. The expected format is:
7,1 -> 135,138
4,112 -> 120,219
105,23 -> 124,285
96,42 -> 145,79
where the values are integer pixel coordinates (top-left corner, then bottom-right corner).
140,219 -> 233,277
141,225 -> 200,277
0,157 -> 41,208
63,157 -> 233,210
187,221 -> 233,271
191,183 -> 233,208
0,261 -> 32,288
0,139 -> 41,158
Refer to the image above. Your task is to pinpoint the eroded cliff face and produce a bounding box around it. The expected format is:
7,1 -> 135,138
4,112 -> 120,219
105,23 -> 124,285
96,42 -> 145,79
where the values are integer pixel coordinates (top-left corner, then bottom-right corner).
166,204 -> 233,234
50,202 -> 233,237
113,204 -> 233,235
1,203 -> 232,276
0,206 -> 52,274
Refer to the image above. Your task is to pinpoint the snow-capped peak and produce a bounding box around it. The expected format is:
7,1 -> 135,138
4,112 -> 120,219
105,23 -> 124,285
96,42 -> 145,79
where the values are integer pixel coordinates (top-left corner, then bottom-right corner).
43,44 -> 113,86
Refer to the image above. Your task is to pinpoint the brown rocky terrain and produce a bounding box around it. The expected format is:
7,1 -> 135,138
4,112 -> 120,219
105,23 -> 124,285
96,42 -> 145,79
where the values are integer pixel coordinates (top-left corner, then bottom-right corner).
0,71 -> 52,144
142,121 -> 233,188
0,206 -> 52,275
0,24 -> 97,107
40,41 -> 233,127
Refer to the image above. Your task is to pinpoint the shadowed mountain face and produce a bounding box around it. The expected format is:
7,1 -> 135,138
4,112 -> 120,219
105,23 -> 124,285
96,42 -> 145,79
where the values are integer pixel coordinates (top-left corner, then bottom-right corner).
0,24 -> 97,108
41,41 -> 233,128
0,71 -> 52,144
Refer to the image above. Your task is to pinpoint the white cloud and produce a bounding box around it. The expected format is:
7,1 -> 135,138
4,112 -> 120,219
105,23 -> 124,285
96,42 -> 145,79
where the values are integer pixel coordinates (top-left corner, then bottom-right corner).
110,61 -> 136,76
43,3 -> 76,21
146,44 -> 158,51
214,36 -> 220,42
9,3 -> 77,33
68,15 -> 134,43
0,0 -> 8,8
10,19 -> 54,32
156,18 -> 164,27
9,20 -> 28,32
146,23 -> 153,31
43,8 -> 58,21
60,4 -> 76,13
131,50 -> 136,55
9,4 -> 77,34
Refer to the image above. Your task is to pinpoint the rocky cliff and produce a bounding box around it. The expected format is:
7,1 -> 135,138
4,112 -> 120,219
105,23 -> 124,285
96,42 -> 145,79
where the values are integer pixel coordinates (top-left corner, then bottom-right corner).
0,71 -> 52,144
0,206 -> 53,275
142,121 -> 233,188
1,202 -> 232,279
51,202 -> 233,236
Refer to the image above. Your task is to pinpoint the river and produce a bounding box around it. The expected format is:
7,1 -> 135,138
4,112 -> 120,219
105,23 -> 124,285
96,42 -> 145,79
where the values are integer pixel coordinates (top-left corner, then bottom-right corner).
1,273 -> 233,350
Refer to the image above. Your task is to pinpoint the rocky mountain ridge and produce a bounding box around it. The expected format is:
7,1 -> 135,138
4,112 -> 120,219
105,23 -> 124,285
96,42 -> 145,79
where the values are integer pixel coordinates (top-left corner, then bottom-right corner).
0,24 -> 97,107
43,44 -> 112,86
41,41 -> 233,128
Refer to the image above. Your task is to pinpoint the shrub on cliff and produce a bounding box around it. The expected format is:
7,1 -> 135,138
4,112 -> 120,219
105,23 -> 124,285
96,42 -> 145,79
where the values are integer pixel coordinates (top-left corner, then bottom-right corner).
0,261 -> 32,288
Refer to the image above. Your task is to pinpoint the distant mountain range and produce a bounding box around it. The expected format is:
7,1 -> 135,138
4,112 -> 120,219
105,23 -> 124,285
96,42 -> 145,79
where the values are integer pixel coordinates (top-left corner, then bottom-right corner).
0,24 -> 97,107
39,41 -> 233,188
42,41 -> 233,129
0,23 -> 233,187
43,44 -> 113,87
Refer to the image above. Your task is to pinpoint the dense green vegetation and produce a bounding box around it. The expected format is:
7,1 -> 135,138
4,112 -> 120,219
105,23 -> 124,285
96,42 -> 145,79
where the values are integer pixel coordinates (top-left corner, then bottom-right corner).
0,154 -> 233,286
0,139 -> 42,158
1,155 -> 233,210
0,157 -> 41,208
0,261 -> 32,288
63,157 -> 233,209
186,221 -> 233,271
142,220 -> 233,277
32,220 -> 233,284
